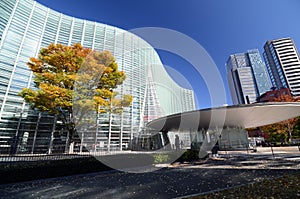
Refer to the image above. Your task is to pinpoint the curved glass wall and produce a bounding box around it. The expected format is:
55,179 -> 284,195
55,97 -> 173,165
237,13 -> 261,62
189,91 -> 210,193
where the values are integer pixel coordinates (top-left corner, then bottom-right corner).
0,0 -> 195,153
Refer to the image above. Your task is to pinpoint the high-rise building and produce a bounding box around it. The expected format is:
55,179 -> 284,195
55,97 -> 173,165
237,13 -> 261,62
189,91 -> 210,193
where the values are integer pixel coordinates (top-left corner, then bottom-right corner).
226,49 -> 271,104
0,0 -> 195,153
263,38 -> 300,97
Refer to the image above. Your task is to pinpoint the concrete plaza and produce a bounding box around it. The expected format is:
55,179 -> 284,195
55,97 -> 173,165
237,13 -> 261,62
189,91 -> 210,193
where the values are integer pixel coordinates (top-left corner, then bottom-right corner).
1,146 -> 300,199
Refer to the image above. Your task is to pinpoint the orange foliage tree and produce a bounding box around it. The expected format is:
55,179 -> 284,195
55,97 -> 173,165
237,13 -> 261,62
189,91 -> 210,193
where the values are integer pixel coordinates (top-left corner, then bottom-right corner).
260,94 -> 300,142
19,43 -> 132,151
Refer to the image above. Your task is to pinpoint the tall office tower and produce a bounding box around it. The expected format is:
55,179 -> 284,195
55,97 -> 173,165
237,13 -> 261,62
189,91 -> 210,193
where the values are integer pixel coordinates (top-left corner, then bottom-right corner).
0,0 -> 195,152
226,49 -> 271,104
263,38 -> 300,96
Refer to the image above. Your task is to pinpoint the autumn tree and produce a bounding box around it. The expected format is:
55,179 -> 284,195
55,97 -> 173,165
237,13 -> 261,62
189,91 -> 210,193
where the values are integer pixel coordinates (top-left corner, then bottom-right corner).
260,93 -> 300,143
291,117 -> 300,140
19,43 -> 132,153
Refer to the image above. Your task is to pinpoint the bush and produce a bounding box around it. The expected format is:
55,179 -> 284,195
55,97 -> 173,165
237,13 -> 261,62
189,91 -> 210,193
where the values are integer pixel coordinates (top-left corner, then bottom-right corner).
175,149 -> 201,162
153,153 -> 170,164
152,150 -> 202,164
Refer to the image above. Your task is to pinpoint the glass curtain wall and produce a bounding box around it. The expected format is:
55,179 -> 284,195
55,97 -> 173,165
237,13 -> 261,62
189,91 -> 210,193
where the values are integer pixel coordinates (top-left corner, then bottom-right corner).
0,0 -> 195,153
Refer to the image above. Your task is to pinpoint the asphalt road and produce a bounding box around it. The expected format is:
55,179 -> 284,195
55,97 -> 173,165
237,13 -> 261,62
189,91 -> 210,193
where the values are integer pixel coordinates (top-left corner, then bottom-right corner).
1,147 -> 300,199
1,157 -> 300,199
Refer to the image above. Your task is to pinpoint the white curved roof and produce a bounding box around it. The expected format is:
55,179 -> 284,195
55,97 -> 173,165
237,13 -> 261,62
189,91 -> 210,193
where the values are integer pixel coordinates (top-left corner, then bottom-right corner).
147,102 -> 300,131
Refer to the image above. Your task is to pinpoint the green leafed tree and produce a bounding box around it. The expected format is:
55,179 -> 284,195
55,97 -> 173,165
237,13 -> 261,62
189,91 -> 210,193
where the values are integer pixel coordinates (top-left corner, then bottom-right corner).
19,43 -> 132,152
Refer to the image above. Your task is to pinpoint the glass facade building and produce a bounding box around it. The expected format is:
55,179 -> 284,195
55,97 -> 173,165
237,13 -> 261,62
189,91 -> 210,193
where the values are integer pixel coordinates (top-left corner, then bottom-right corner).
263,38 -> 300,97
0,0 -> 195,153
226,49 -> 271,104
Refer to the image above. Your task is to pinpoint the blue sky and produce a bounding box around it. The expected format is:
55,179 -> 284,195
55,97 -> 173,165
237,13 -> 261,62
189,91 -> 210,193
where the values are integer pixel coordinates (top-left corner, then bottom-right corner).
36,0 -> 300,109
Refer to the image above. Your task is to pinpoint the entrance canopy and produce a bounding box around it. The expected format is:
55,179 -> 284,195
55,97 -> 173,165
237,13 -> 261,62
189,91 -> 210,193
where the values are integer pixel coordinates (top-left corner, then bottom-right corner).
147,103 -> 300,132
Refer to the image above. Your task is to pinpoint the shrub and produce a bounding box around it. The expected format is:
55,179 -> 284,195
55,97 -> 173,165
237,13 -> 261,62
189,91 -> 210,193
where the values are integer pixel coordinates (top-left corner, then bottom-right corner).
153,153 -> 170,164
175,149 -> 201,162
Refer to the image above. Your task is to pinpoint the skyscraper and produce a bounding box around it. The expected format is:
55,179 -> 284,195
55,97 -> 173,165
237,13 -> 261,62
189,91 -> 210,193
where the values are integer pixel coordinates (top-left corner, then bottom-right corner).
263,38 -> 300,97
226,49 -> 271,104
0,0 -> 195,152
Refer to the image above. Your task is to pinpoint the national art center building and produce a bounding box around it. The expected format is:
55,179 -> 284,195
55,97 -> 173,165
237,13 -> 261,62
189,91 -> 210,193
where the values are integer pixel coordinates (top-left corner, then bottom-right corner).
0,0 -> 195,153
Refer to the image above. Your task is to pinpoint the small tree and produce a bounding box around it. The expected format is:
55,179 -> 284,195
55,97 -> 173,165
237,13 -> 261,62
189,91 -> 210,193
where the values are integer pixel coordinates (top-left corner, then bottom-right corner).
260,94 -> 300,143
19,43 -> 132,153
292,117 -> 300,140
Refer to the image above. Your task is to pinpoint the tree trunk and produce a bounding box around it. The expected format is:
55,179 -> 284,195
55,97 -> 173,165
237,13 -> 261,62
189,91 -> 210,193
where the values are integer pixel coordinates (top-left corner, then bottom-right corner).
68,127 -> 75,154
119,111 -> 123,151
288,122 -> 292,142
108,110 -> 112,152
64,112 -> 75,154
48,115 -> 57,154
31,112 -> 41,154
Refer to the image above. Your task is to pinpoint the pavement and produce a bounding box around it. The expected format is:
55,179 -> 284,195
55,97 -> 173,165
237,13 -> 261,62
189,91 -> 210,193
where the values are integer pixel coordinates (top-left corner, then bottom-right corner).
0,146 -> 300,199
